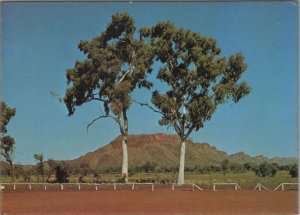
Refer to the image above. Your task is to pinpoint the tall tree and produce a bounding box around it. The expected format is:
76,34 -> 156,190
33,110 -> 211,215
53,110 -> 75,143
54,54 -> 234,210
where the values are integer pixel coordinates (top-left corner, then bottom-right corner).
0,102 -> 16,182
64,13 -> 152,182
140,22 -> 251,184
34,153 -> 45,182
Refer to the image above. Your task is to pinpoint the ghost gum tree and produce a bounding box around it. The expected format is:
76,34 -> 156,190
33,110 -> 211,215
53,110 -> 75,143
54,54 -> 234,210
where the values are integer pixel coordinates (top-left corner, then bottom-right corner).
64,13 -> 152,182
140,22 -> 251,185
0,102 -> 16,182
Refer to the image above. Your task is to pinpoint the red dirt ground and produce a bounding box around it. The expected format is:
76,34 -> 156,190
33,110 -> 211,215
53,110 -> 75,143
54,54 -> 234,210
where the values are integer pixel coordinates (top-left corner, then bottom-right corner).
1,189 -> 298,214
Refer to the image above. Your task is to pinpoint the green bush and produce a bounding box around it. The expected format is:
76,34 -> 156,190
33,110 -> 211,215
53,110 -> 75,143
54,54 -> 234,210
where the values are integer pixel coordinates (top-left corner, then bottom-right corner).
55,165 -> 69,183
289,164 -> 298,178
254,162 -> 277,177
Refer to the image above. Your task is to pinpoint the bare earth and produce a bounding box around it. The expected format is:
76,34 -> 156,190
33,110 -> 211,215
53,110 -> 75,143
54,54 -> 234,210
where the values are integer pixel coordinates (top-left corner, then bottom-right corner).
1,189 -> 298,214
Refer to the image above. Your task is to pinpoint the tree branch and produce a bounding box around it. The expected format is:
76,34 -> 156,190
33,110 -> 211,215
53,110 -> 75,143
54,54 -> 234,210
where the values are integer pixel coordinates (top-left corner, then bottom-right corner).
185,124 -> 196,140
116,51 -> 136,86
132,99 -> 164,115
86,114 -> 119,133
86,97 -> 107,103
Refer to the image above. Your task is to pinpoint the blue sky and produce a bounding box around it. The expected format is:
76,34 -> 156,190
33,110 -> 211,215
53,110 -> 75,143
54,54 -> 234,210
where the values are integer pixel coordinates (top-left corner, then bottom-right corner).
1,2 -> 298,164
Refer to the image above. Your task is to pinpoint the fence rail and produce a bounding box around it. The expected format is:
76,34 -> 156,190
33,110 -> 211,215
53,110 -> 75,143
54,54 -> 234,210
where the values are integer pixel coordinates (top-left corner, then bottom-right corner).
171,183 -> 203,191
274,183 -> 298,191
213,183 -> 242,191
0,182 -> 155,191
0,182 -> 298,192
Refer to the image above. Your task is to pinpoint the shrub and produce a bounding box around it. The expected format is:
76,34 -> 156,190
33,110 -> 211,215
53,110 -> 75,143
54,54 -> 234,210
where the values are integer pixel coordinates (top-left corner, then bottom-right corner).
221,159 -> 229,176
140,161 -> 157,173
55,165 -> 69,183
254,162 -> 277,177
289,164 -> 298,178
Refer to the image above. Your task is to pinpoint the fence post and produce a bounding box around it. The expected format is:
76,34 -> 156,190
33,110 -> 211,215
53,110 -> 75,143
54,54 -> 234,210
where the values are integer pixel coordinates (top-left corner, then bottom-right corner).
14,184 -> 16,191
45,185 -> 47,191
172,184 -> 174,191
235,184 -> 237,191
114,183 -> 116,191
282,184 -> 284,191
132,183 -> 135,191
61,184 -> 63,190
213,184 -> 215,191
95,185 -> 98,191
78,184 -> 81,190
152,184 -> 154,192
29,184 -> 32,190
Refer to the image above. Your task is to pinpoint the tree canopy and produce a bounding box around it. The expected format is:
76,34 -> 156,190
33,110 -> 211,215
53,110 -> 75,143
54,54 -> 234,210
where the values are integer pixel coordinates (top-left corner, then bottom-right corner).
64,13 -> 153,134
140,21 -> 251,141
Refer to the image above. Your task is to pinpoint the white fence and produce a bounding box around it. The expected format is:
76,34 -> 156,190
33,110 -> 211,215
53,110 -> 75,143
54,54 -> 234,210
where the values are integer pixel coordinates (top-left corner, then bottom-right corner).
0,182 -> 155,192
213,183 -> 242,191
274,183 -> 298,191
253,183 -> 269,191
0,182 -> 298,192
171,183 -> 203,191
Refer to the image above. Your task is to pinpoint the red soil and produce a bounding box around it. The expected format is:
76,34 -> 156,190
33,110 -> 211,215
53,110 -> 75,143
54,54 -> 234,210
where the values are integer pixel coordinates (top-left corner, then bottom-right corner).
1,189 -> 298,214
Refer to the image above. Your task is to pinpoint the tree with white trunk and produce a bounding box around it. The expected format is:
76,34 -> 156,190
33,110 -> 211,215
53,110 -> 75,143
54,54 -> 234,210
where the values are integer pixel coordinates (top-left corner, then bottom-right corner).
140,21 -> 251,185
64,13 -> 152,183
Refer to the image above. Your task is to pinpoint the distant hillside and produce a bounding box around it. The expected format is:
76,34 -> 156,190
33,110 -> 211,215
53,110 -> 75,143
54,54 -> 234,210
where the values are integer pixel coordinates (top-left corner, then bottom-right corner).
67,134 -> 297,169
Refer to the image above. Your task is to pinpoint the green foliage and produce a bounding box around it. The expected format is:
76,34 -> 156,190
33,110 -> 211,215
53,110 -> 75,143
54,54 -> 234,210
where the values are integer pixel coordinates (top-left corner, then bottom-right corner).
289,164 -> 298,178
34,154 -> 45,182
0,102 -> 16,165
0,102 -> 16,135
79,161 -> 91,176
254,162 -> 278,177
140,22 -> 250,140
45,159 -> 57,183
0,102 -> 16,181
221,159 -> 229,175
55,165 -> 69,183
243,162 -> 253,172
138,161 -> 157,173
64,13 -> 152,135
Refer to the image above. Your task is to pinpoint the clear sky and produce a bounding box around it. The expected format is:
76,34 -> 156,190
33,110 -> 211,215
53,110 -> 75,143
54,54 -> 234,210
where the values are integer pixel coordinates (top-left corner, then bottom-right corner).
1,2 -> 298,164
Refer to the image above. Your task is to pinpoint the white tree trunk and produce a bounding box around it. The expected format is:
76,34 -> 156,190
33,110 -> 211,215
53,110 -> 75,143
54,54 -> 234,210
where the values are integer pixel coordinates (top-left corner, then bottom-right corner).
177,141 -> 186,185
121,135 -> 128,183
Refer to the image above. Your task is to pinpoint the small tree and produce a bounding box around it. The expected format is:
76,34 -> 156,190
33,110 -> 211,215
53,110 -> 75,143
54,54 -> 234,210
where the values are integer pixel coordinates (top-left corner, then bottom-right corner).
243,162 -> 252,172
79,161 -> 91,177
140,22 -> 250,184
55,165 -> 69,183
21,167 -> 32,182
141,161 -> 157,173
0,102 -> 16,182
289,164 -> 298,178
221,159 -> 229,176
34,153 -> 45,182
64,13 -> 152,183
46,159 -> 57,183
